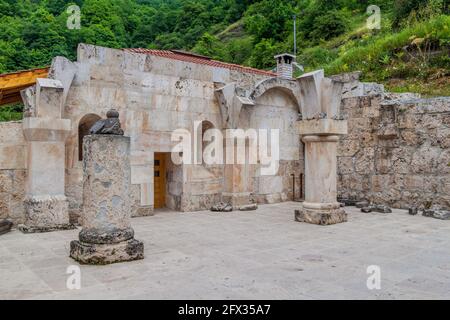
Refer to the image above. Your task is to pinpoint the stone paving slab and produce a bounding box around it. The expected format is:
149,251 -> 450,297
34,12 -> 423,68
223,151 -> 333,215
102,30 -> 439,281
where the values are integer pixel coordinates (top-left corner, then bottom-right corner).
1,202 -> 449,300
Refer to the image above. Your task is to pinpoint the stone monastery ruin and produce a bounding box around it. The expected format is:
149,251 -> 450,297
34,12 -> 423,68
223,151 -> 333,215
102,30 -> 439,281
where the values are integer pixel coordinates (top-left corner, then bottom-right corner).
0,43 -> 449,233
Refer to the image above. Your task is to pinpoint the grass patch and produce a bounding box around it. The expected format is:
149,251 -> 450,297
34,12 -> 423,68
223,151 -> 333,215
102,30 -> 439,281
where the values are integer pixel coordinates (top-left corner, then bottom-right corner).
300,14 -> 449,96
0,103 -> 23,122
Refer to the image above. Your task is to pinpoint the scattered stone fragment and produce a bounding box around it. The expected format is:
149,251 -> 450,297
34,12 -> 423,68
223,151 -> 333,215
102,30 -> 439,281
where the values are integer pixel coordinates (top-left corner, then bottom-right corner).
339,202 -> 345,208
211,202 -> 233,212
239,203 -> 258,211
89,109 -> 124,135
374,205 -> 392,213
422,209 -> 450,220
422,209 -> 434,217
408,207 -> 418,215
361,207 -> 372,213
433,210 -> 450,220
337,198 -> 358,206
0,219 -> 13,236
356,201 -> 369,209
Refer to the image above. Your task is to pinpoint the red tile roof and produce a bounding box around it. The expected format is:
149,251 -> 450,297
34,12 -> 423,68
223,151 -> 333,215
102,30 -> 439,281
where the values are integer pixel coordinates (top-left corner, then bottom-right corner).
124,48 -> 276,77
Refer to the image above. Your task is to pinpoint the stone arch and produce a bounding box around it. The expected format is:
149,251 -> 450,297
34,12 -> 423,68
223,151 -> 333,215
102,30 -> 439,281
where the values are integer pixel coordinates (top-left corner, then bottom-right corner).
78,113 -> 101,161
249,77 -> 302,114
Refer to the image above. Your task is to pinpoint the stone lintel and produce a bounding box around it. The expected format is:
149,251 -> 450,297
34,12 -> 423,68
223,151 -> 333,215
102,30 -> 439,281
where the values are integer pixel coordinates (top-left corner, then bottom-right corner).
23,117 -> 71,142
297,119 -> 348,136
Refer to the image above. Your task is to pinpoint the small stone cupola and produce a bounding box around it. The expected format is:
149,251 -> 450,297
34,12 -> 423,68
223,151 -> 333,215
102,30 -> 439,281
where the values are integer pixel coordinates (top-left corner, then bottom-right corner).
274,53 -> 296,79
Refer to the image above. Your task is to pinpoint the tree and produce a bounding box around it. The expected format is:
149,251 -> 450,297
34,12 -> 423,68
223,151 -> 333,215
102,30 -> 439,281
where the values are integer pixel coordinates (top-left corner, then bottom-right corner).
192,33 -> 224,59
249,39 -> 282,69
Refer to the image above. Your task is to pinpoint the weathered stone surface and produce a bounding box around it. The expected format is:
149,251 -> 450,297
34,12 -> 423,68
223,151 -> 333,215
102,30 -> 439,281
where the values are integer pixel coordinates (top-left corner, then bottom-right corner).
79,227 -> 134,244
422,209 -> 450,220
295,208 -> 347,225
374,205 -> 392,213
70,239 -> 144,265
19,196 -> 75,233
356,201 -> 369,208
338,94 -> 450,211
239,203 -> 258,211
337,197 -> 359,206
89,109 -> 124,135
211,202 -> 233,212
70,134 -> 144,264
81,135 -> 131,231
0,219 -> 13,235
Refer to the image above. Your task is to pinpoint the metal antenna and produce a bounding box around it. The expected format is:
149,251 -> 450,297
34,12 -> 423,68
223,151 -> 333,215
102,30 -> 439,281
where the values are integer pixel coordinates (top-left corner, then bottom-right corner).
293,14 -> 297,56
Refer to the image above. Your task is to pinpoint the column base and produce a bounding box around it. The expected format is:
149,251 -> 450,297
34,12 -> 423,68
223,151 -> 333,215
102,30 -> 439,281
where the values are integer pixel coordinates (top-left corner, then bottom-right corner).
295,207 -> 347,225
222,192 -> 251,210
70,239 -> 144,265
19,223 -> 76,233
20,196 -> 75,233
132,205 -> 154,217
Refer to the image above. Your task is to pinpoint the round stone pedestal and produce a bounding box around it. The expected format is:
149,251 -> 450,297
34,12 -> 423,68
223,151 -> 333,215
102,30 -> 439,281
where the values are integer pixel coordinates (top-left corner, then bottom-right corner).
70,239 -> 144,265
295,206 -> 347,225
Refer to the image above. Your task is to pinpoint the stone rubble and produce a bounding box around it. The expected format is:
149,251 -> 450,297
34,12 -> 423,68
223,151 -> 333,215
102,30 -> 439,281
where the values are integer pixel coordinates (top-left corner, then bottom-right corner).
356,201 -> 369,208
211,202 -> 233,212
422,208 -> 450,220
0,219 -> 13,235
360,204 -> 392,213
239,203 -> 258,211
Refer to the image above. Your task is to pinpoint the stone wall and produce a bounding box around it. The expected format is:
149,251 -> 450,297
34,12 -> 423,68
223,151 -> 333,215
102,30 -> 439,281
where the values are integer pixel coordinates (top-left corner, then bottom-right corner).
338,93 -> 450,210
63,44 -> 274,217
0,121 -> 27,224
2,44 -> 448,223
241,85 -> 304,204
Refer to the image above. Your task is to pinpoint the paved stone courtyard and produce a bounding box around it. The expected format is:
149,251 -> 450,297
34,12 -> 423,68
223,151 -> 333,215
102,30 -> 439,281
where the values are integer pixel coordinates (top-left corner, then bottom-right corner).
1,202 -> 449,300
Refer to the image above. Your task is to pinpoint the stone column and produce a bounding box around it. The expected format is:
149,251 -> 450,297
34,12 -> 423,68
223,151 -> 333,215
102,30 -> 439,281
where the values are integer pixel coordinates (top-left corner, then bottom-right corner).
70,112 -> 144,264
214,84 -> 255,210
295,70 -> 348,225
19,79 -> 73,233
295,123 -> 347,225
221,134 -> 252,209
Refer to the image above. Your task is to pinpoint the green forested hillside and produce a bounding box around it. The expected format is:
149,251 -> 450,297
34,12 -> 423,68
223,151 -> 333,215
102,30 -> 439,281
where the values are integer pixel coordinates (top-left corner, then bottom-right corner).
0,0 -> 449,98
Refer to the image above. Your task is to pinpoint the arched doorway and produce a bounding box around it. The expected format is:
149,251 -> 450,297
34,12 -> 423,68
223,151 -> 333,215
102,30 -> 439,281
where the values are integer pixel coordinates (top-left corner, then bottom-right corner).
78,113 -> 101,161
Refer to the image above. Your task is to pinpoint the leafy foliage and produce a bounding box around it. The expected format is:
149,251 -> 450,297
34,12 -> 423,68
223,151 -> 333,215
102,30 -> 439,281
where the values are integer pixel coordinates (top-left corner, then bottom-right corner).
0,0 -> 448,106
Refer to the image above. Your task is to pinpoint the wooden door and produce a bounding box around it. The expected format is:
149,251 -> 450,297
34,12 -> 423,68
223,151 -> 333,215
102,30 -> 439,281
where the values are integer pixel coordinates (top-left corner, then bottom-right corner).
154,153 -> 166,209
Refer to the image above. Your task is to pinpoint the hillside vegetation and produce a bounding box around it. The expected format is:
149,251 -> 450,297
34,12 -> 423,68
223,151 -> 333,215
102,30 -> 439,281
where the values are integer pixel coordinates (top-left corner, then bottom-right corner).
0,0 -> 449,101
